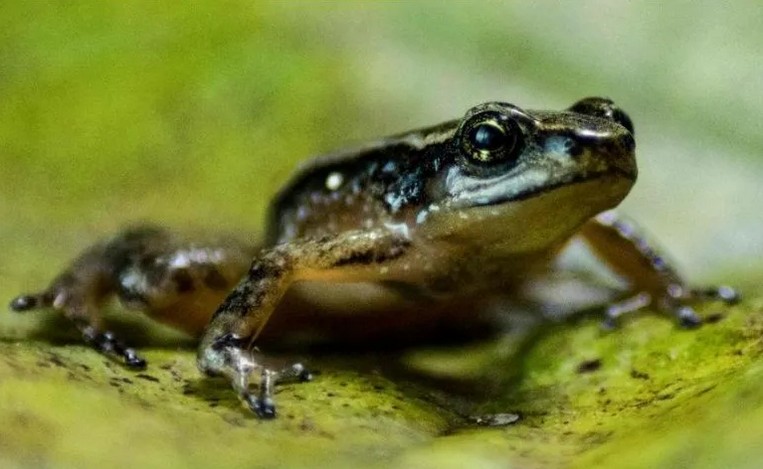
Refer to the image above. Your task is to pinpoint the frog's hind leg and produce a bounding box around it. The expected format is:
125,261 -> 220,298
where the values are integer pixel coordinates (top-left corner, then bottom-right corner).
11,295 -> 145,367
9,226 -> 253,369
580,211 -> 740,328
8,228 -> 162,369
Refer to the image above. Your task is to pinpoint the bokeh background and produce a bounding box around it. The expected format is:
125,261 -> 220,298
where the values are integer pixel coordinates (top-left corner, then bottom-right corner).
1,2 -> 762,468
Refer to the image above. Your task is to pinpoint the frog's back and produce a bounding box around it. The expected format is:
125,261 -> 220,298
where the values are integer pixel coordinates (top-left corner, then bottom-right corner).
266,121 -> 458,245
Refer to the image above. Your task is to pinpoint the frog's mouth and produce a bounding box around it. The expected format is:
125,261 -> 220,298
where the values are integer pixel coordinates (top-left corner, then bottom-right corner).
484,168 -> 637,206
450,167 -> 636,209
423,169 -> 637,253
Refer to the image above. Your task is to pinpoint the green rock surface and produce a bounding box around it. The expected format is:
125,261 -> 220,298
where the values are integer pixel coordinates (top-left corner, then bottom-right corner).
1,301 -> 761,468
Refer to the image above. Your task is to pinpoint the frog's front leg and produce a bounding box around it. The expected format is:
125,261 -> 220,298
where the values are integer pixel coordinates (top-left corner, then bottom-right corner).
580,211 -> 739,328
197,228 -> 410,418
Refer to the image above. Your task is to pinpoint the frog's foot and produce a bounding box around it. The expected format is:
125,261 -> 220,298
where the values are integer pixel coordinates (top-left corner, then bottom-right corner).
248,362 -> 313,418
198,336 -> 312,419
602,284 -> 741,329
688,285 -> 740,304
80,327 -> 147,369
9,290 -> 147,370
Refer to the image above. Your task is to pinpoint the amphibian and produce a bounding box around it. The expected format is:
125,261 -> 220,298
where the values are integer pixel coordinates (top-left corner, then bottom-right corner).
10,97 -> 738,418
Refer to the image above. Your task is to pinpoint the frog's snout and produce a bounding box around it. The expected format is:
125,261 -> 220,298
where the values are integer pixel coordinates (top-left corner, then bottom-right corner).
569,126 -> 637,181
605,130 -> 638,180
619,131 -> 635,154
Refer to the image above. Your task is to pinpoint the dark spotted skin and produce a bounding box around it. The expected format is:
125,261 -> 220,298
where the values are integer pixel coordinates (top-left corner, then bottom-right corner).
9,227 -> 254,366
266,123 -> 456,244
10,97 -> 739,418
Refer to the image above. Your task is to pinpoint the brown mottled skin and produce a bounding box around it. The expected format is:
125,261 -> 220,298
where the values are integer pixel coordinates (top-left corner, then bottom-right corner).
10,98 -> 738,418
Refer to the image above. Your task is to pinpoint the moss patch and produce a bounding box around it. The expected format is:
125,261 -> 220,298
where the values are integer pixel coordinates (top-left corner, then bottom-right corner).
1,301 -> 761,468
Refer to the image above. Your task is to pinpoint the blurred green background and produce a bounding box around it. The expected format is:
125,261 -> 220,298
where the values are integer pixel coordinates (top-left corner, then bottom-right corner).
1,2 -> 762,468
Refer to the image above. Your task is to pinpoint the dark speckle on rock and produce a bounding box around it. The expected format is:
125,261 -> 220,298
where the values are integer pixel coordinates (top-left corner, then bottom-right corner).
630,369 -> 650,380
299,418 -> 315,432
47,354 -> 66,368
705,312 -> 724,324
577,358 -> 602,374
136,374 -> 160,383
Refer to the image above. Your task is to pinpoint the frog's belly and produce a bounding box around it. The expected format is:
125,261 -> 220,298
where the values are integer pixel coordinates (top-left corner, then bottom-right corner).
259,281 -> 504,346
284,281 -> 423,316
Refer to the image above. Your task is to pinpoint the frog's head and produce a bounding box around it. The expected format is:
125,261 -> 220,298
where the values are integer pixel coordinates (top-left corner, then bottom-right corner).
419,97 -> 637,252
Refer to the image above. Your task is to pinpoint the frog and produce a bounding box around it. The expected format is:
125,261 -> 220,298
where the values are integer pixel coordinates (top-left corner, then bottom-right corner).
9,97 -> 739,419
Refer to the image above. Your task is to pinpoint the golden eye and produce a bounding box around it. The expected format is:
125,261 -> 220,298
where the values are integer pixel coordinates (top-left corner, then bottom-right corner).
462,118 -> 522,164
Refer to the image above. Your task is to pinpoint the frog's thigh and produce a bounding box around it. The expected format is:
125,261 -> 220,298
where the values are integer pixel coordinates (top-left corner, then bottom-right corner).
198,228 -> 410,356
115,241 -> 252,337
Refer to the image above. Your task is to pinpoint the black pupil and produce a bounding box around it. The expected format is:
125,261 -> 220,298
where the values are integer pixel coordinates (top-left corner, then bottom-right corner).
470,123 -> 506,152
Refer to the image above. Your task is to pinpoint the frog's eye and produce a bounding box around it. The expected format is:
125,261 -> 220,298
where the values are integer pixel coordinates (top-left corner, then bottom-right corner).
461,117 -> 523,165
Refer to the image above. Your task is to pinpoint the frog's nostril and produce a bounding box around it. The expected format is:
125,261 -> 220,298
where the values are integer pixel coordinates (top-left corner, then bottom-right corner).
611,108 -> 634,135
620,133 -> 636,153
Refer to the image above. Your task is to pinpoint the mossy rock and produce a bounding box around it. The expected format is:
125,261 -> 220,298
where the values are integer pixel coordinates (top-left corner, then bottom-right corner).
1,298 -> 761,468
